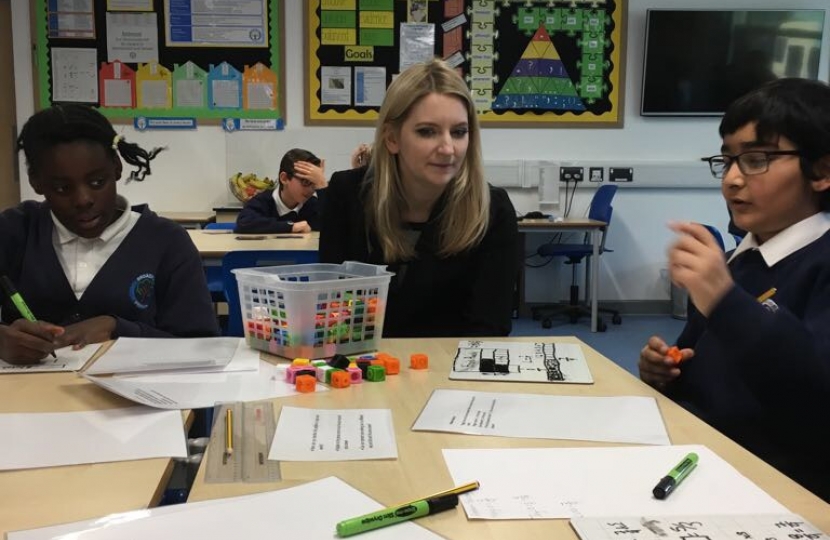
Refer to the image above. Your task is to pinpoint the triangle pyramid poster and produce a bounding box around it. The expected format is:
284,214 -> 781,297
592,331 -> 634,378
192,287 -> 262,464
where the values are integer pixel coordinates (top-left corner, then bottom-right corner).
491,25 -> 586,111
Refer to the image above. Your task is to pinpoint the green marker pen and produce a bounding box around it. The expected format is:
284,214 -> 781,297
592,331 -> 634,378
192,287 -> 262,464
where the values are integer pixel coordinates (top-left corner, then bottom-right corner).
336,494 -> 459,537
1,275 -> 37,321
1,275 -> 57,359
652,452 -> 698,499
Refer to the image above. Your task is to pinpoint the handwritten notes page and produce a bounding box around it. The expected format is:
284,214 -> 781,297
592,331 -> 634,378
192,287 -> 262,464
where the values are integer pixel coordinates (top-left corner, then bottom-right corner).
570,514 -> 827,540
7,477 -> 445,540
412,389 -> 670,445
269,407 -> 397,461
0,346 -> 97,374
450,340 -> 593,384
443,445 -> 788,519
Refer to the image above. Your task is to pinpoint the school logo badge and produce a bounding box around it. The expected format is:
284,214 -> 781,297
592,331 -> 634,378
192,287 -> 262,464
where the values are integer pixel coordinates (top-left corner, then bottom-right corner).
130,273 -> 155,310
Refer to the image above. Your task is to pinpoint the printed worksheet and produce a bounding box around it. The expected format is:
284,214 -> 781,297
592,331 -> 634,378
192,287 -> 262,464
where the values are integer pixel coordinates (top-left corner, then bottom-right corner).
570,514 -> 828,540
412,389 -> 670,445
270,407 -> 397,461
450,340 -> 593,384
443,445 -> 787,519
0,346 -> 98,374
85,337 -> 244,375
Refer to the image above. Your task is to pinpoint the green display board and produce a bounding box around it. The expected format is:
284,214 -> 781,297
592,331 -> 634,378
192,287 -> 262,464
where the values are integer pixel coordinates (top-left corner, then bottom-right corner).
33,0 -> 284,124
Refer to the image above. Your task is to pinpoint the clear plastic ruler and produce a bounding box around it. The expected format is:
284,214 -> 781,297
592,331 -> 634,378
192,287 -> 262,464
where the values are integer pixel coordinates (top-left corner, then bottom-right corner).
204,401 -> 281,484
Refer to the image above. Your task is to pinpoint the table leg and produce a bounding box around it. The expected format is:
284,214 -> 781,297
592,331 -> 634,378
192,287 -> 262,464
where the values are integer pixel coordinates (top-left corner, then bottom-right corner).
590,228 -> 599,332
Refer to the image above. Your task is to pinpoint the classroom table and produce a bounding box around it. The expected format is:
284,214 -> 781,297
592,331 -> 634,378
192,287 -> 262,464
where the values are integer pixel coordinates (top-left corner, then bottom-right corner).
188,337 -> 830,538
213,204 -> 243,224
518,218 -> 607,331
188,230 -> 320,265
0,371 -> 179,537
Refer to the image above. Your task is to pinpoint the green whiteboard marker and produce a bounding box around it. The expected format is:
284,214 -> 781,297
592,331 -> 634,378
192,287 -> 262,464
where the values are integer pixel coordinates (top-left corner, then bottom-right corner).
653,452 -> 698,499
1,275 -> 57,359
336,494 -> 458,537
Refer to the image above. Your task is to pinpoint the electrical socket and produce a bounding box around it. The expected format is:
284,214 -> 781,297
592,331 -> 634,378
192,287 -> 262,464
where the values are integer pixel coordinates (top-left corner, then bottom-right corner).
559,166 -> 584,182
609,167 -> 634,182
588,167 -> 604,182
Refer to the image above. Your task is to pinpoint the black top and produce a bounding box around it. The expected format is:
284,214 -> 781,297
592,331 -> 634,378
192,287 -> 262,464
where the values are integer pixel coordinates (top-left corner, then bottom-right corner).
235,189 -> 321,234
0,201 -> 219,338
320,167 -> 520,338
667,229 -> 830,502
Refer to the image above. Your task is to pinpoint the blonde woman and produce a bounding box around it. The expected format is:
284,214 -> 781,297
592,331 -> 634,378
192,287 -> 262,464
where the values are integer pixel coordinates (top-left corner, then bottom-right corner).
320,59 -> 519,337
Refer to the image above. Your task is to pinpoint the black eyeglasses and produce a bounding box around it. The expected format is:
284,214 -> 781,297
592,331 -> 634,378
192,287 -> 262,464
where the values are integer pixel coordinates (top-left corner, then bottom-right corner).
700,150 -> 802,179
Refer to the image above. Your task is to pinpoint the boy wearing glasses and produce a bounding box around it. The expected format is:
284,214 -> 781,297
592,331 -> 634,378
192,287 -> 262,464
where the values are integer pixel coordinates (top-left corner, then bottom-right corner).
235,148 -> 326,234
639,78 -> 830,501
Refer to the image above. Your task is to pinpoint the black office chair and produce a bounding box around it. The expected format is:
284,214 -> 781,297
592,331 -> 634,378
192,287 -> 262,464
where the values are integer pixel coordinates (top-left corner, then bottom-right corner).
531,185 -> 621,332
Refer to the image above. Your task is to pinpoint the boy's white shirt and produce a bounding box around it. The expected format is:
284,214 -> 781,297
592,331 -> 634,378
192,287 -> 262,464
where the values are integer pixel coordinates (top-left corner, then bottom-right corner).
728,211 -> 830,266
272,188 -> 304,214
51,197 -> 140,300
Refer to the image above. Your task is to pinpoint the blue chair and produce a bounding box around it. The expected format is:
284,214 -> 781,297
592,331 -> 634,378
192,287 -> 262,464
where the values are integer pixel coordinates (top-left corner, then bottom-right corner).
531,185 -> 621,332
222,249 -> 319,337
203,223 -> 237,305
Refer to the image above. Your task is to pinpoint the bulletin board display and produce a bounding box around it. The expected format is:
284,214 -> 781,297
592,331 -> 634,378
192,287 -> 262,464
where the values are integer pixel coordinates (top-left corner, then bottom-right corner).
33,0 -> 285,123
306,0 -> 625,127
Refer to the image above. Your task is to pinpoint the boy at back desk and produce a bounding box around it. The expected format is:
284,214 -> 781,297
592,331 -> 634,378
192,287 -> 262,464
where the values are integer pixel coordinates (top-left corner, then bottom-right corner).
639,78 -> 830,501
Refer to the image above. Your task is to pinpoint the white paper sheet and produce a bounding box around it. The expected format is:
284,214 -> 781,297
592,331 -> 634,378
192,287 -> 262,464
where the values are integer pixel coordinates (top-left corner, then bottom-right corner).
105,12 -> 158,63
413,389 -> 670,446
443,445 -> 788,519
0,407 -> 186,471
270,407 -> 398,461
83,360 -> 324,409
85,337 -> 243,375
51,47 -> 98,103
0,346 -> 97,373
450,340 -> 594,384
570,514 -> 828,540
7,477 -> 445,540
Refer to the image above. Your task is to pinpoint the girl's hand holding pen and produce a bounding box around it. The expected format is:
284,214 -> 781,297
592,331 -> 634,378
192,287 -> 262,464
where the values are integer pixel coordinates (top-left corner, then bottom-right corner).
0,319 -> 64,364
668,221 -> 733,317
639,335 -> 693,390
55,316 -> 117,350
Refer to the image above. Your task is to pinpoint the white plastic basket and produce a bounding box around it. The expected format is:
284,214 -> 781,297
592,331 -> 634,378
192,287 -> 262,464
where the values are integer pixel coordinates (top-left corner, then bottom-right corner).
232,262 -> 394,359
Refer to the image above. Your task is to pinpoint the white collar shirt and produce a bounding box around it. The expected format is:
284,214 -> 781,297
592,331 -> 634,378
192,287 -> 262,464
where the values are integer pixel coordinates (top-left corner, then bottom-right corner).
272,188 -> 304,216
727,212 -> 830,267
51,198 -> 141,299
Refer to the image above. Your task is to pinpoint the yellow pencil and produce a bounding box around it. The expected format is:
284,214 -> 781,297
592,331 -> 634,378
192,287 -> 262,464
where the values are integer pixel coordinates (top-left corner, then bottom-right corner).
756,287 -> 777,303
397,481 -> 480,507
225,408 -> 234,457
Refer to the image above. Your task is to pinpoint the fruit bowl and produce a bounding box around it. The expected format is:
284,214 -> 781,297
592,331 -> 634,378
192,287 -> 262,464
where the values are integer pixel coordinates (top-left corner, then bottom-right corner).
228,172 -> 275,203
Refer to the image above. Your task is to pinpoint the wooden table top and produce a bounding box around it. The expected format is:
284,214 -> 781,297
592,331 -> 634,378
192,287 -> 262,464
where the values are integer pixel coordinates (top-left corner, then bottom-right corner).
188,230 -> 320,258
187,337 -> 830,538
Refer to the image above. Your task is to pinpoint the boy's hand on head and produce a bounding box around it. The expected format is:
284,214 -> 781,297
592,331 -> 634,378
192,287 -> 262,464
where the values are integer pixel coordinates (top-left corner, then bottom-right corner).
668,222 -> 733,317
293,161 -> 327,189
56,316 -> 116,350
0,320 -> 64,364
638,335 -> 689,390
291,221 -> 312,234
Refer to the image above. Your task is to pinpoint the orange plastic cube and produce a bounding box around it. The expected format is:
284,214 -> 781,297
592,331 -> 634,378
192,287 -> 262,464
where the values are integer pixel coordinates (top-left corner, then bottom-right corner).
330,370 -> 351,389
384,356 -> 400,375
295,374 -> 316,393
370,358 -> 386,368
666,346 -> 683,365
410,353 -> 428,370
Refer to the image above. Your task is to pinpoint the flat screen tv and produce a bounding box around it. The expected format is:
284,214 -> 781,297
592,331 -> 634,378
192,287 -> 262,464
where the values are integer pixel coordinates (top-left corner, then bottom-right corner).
641,9 -> 826,116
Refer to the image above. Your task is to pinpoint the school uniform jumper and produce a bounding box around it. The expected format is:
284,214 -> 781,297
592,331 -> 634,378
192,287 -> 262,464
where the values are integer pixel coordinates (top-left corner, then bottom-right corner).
235,189 -> 321,234
0,201 -> 220,338
320,168 -> 520,338
667,220 -> 830,502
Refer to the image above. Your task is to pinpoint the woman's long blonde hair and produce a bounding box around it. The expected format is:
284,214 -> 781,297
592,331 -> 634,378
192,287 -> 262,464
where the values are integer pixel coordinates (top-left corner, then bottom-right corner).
366,58 -> 489,261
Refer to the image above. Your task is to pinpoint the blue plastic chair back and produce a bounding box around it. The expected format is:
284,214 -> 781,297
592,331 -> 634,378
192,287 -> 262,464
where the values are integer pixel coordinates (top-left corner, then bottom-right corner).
587,184 -> 617,223
222,250 -> 319,336
701,224 -> 726,251
204,222 -> 235,230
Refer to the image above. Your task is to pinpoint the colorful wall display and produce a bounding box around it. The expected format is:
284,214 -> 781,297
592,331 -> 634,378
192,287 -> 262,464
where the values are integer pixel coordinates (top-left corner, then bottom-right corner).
35,0 -> 284,124
306,0 -> 626,127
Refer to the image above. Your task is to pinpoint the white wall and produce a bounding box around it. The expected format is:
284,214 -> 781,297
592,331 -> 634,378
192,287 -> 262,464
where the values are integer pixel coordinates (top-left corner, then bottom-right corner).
11,0 -> 830,303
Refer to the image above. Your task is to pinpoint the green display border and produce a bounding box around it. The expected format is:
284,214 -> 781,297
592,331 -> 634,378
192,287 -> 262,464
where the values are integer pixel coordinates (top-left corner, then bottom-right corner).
34,0 -> 285,124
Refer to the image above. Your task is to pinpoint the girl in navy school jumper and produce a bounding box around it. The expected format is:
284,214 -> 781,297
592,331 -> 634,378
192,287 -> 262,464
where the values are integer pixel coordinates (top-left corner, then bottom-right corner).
0,104 -> 219,365
234,148 -> 326,234
638,78 -> 830,502
320,59 -> 519,338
